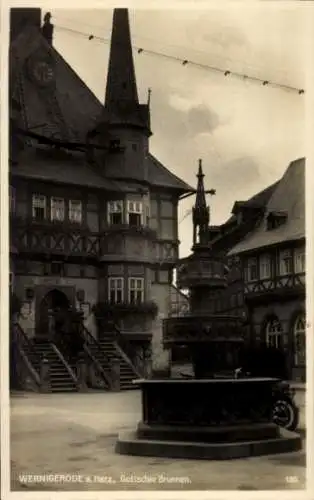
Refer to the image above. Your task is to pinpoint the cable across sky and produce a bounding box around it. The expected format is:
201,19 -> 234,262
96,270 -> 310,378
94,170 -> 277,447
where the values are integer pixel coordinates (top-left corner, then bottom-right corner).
54,24 -> 305,95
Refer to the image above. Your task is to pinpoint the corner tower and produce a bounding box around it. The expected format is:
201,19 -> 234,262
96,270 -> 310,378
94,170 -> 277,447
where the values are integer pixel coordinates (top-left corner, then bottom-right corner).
90,8 -> 151,182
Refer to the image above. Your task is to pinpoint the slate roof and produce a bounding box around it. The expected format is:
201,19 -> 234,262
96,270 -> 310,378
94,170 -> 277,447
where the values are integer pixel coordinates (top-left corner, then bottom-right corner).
10,147 -> 121,191
147,154 -> 193,191
228,158 -> 305,255
10,26 -> 103,143
224,181 -> 279,226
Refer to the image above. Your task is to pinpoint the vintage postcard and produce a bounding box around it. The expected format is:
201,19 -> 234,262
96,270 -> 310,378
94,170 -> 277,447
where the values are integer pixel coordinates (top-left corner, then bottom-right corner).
1,1 -> 313,498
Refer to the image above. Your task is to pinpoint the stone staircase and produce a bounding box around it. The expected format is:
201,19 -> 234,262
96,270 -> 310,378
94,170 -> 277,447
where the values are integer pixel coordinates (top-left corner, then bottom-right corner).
14,322 -> 142,393
33,340 -> 79,393
83,327 -> 141,390
99,339 -> 139,390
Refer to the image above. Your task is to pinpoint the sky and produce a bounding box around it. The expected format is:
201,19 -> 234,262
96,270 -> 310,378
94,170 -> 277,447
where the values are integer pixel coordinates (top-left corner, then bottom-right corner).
12,3 -> 309,257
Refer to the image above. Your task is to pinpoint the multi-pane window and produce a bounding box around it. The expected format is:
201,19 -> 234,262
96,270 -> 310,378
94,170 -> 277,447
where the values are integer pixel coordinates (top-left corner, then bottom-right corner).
51,197 -> 65,221
246,257 -> 258,282
69,200 -> 82,223
279,249 -> 292,275
259,254 -> 271,279
108,277 -> 124,303
294,314 -> 306,366
294,248 -> 305,274
108,201 -> 123,225
266,319 -> 283,349
128,277 -> 144,304
32,194 -> 47,220
9,186 -> 16,213
127,201 -> 143,227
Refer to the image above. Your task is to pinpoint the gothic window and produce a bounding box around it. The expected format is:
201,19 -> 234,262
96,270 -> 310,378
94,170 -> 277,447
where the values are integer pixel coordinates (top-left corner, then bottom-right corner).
32,194 -> 47,220
9,186 -> 16,213
69,200 -> 82,223
294,314 -> 306,366
279,249 -> 292,276
259,254 -> 271,279
127,201 -> 143,227
246,257 -> 258,282
51,197 -> 65,221
128,277 -> 144,304
294,248 -> 305,274
265,318 -> 283,349
108,201 -> 123,225
108,277 -> 124,304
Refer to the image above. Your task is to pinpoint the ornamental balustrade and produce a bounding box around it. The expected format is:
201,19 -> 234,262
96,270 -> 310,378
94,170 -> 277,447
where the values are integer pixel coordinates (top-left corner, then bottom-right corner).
11,220 -> 178,263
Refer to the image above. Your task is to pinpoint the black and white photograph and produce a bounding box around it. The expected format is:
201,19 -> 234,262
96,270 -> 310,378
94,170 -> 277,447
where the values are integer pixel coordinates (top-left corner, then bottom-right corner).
2,1 -> 312,495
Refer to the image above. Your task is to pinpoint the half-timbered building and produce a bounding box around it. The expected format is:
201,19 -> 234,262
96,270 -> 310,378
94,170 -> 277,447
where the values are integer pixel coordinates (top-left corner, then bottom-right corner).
9,8 -> 193,391
228,158 -> 305,381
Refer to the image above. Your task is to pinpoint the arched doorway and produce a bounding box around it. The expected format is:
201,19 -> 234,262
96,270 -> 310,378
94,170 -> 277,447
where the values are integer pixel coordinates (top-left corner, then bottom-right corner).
293,314 -> 306,367
37,289 -> 70,339
265,317 -> 283,349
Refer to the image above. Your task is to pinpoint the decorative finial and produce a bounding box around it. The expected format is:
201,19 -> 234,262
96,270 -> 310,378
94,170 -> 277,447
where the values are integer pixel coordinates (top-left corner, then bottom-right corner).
197,159 -> 204,177
43,12 -> 52,24
148,88 -> 152,106
42,12 -> 53,45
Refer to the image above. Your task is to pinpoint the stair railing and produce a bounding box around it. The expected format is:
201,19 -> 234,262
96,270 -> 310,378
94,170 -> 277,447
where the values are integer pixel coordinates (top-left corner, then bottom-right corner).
82,342 -> 111,389
50,343 -> 79,388
81,326 -> 113,386
82,326 -> 111,365
110,322 -> 144,378
13,323 -> 41,386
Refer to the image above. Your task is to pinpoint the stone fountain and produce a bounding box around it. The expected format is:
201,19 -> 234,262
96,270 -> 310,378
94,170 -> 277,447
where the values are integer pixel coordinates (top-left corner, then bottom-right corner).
116,160 -> 301,460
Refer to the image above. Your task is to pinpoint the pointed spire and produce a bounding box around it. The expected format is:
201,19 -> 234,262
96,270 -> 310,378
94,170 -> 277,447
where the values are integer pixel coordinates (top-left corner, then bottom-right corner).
105,9 -> 139,107
192,159 -> 213,246
195,159 -> 207,211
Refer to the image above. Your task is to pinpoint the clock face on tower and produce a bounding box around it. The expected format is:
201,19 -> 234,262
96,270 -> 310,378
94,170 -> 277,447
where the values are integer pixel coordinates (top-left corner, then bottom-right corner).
28,58 -> 55,87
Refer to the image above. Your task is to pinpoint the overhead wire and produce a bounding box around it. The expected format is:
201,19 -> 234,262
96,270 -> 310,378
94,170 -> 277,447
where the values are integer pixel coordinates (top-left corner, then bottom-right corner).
53,23 -> 305,95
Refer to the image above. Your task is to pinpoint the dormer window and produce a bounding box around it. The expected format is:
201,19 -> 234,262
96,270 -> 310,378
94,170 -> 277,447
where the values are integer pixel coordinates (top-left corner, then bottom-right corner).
127,201 -> 143,227
108,201 -> 123,225
267,211 -> 287,230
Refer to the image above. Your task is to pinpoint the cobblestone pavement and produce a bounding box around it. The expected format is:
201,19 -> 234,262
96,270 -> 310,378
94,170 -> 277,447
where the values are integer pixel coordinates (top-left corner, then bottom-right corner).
10,391 -> 306,491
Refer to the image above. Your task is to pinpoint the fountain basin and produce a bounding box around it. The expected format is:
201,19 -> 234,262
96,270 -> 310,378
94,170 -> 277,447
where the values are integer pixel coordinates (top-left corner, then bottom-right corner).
115,378 -> 302,460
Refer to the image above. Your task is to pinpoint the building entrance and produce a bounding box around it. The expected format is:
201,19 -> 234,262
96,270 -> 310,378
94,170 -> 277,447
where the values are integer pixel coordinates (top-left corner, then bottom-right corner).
37,289 -> 70,340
